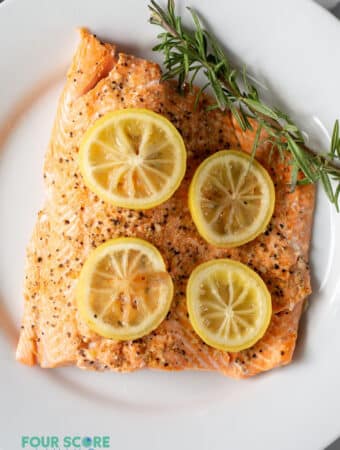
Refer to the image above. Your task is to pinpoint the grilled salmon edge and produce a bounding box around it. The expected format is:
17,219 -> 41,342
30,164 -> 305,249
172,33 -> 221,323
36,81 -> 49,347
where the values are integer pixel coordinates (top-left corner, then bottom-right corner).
15,29 -> 117,366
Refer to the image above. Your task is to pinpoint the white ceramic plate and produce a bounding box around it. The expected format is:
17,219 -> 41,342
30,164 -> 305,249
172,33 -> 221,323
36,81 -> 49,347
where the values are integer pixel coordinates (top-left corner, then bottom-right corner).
1,1 -> 340,449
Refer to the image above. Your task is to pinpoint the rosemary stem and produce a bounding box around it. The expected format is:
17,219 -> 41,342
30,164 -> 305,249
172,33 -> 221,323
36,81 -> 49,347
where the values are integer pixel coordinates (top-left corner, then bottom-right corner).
149,0 -> 340,209
175,18 -> 340,174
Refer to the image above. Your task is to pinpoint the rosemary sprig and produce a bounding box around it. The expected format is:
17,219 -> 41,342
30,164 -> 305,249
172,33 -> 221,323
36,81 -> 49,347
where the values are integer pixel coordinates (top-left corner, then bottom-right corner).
149,0 -> 340,210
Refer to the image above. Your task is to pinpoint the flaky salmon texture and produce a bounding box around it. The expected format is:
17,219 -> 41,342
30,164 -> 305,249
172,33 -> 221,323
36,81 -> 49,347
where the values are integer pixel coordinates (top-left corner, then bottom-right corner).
16,29 -> 315,378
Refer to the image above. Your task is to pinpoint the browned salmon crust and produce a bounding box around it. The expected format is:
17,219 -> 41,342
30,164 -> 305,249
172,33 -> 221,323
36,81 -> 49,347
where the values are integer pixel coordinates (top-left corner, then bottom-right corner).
16,30 -> 315,377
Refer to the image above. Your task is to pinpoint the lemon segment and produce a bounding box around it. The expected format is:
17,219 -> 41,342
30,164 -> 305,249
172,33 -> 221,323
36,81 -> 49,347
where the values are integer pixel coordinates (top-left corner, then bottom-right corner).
187,259 -> 272,352
77,238 -> 173,340
79,109 -> 186,209
189,150 -> 275,247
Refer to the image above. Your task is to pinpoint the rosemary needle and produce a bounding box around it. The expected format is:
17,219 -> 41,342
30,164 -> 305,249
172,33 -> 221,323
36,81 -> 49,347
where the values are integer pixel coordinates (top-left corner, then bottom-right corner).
148,0 -> 340,211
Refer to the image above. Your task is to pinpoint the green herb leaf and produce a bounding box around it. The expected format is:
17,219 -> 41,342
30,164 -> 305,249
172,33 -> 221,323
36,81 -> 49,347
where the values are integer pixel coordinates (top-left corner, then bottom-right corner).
331,119 -> 339,154
320,170 -> 335,203
243,99 -> 279,120
286,137 -> 315,181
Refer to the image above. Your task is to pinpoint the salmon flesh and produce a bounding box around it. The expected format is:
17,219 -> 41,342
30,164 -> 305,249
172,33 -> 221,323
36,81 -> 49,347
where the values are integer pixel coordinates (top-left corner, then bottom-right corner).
16,30 -> 315,378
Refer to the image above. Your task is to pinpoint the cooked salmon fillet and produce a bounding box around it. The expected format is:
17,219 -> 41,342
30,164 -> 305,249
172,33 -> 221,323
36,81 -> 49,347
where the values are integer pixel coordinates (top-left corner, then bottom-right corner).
16,29 -> 315,377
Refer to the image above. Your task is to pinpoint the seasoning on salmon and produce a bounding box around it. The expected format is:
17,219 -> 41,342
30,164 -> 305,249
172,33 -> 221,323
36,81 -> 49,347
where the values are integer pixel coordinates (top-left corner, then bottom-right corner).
16,29 -> 315,377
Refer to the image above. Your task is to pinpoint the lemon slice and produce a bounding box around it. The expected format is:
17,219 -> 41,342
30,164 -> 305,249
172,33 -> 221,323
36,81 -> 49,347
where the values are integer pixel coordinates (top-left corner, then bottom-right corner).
187,259 -> 272,352
79,109 -> 186,209
189,150 -> 275,247
77,238 -> 174,340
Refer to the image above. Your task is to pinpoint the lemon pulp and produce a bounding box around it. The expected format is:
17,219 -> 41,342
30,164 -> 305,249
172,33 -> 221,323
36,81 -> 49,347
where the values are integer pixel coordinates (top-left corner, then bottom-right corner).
77,238 -> 174,340
79,109 -> 186,209
187,259 -> 272,352
189,150 -> 275,247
